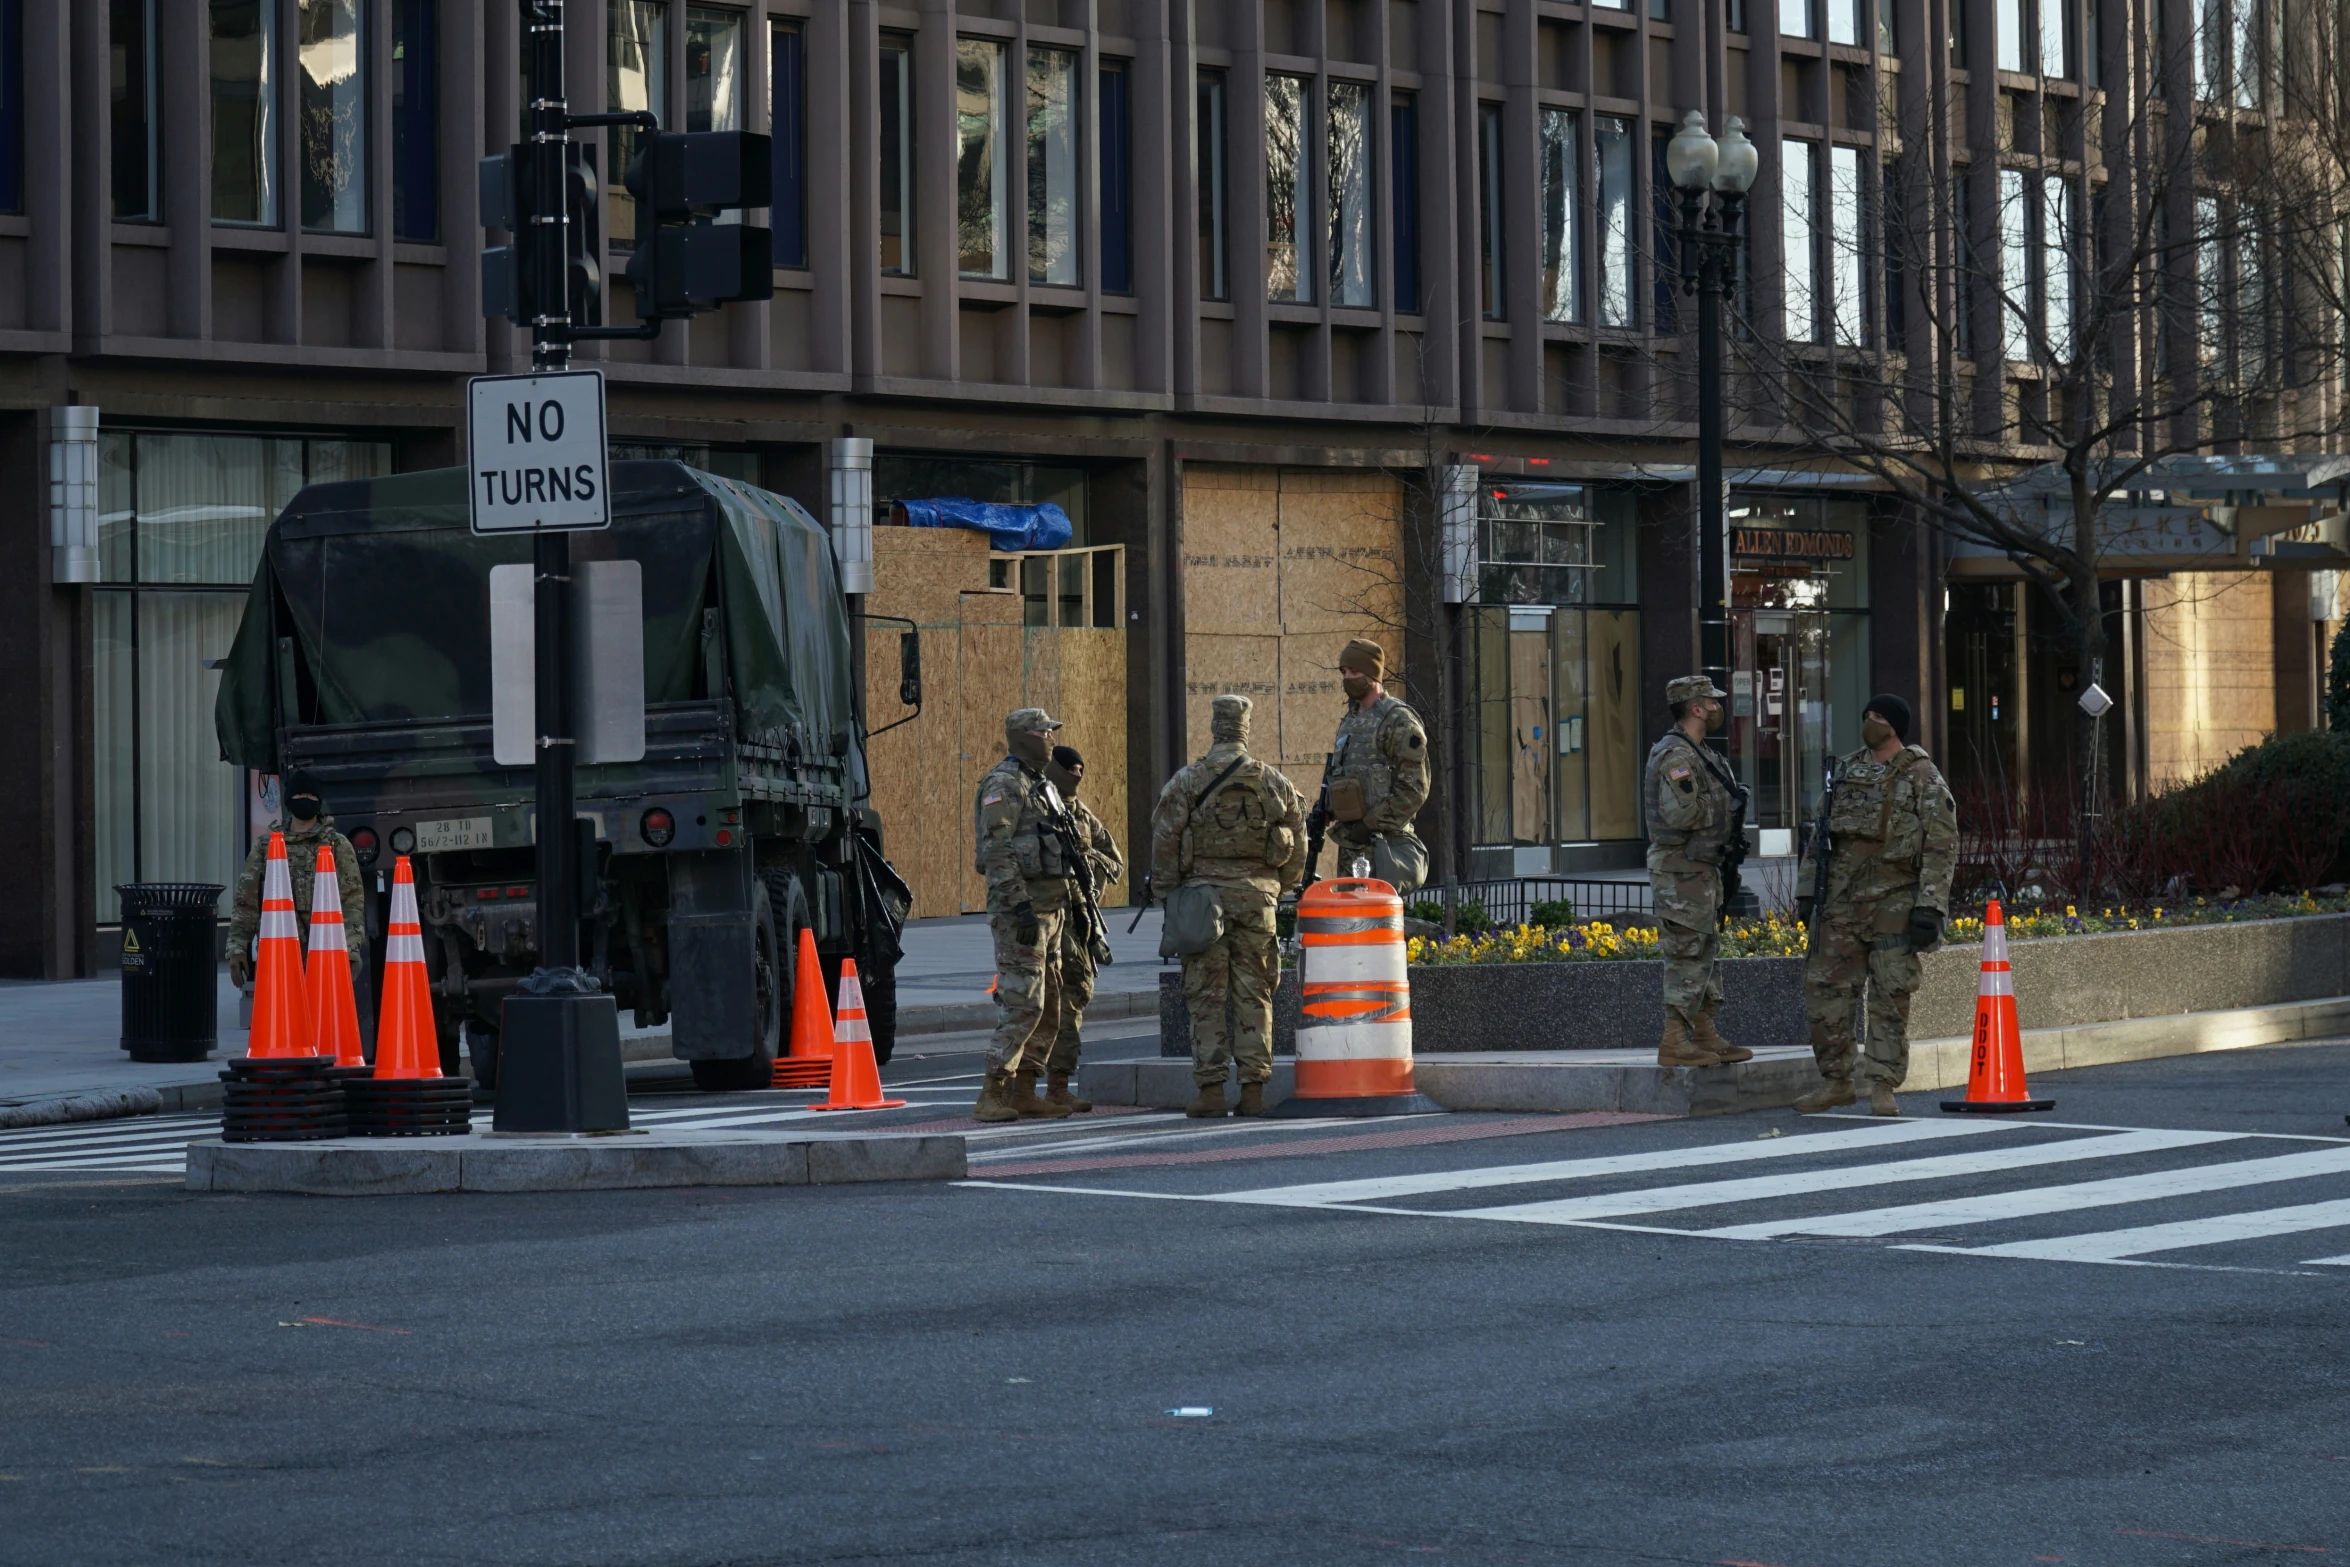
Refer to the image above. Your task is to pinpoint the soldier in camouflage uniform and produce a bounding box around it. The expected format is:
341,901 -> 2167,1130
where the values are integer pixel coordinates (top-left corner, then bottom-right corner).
1039,744 -> 1123,1113
1643,677 -> 1757,1069
1151,694 -> 1309,1118
1792,694 -> 1959,1117
227,771 -> 370,995
971,708 -> 1083,1123
1322,639 -> 1431,892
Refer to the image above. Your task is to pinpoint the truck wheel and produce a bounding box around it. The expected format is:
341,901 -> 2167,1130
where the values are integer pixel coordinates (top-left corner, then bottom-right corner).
689,879 -> 782,1092
468,1024 -> 501,1091
862,960 -> 898,1066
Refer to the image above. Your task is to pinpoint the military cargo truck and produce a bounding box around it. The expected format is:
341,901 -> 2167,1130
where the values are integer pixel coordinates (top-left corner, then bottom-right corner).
215,461 -> 913,1090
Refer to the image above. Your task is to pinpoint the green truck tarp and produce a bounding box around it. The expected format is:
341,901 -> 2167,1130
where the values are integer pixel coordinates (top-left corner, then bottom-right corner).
215,462 -> 857,778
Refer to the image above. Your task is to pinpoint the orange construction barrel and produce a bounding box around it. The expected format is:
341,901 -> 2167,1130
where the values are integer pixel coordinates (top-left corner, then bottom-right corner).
1274,877 -> 1443,1117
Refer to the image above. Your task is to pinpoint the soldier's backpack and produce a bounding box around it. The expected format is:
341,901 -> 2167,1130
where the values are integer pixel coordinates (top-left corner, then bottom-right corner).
1161,755 -> 1251,958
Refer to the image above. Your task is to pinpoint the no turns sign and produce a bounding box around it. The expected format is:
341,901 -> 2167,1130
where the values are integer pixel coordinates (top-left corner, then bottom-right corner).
466,369 -> 610,534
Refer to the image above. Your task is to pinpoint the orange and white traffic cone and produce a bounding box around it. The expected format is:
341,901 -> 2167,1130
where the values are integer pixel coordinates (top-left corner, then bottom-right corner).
810,959 -> 906,1112
305,846 -> 365,1070
246,832 -> 317,1060
770,927 -> 835,1089
1941,900 -> 2053,1113
372,857 -> 441,1079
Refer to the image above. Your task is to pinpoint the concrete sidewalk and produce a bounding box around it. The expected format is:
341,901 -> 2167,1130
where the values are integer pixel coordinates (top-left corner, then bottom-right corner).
0,907 -> 1177,1124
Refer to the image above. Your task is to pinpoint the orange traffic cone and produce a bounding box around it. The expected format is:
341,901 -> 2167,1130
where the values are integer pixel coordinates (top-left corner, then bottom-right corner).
1942,900 -> 2053,1113
771,927 -> 835,1088
372,857 -> 441,1079
247,832 -> 317,1060
305,846 -> 366,1069
810,959 -> 905,1111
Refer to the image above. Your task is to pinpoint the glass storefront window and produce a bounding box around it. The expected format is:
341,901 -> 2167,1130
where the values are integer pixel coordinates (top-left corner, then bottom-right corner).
1725,491 -> 1874,831
94,432 -> 392,919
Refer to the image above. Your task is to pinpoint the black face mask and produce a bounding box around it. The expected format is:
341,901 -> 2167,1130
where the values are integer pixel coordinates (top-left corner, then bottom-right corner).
287,796 -> 322,823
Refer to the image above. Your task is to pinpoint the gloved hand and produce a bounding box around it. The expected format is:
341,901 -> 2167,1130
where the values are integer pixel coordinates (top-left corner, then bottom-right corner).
1012,902 -> 1040,946
1796,896 -> 1815,926
1908,906 -> 1942,950
227,945 -> 251,991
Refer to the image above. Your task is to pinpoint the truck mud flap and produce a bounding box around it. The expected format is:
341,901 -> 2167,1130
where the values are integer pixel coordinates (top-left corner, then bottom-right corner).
666,850 -> 755,1060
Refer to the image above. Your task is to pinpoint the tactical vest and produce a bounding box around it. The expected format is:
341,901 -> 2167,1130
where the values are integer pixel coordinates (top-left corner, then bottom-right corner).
1826,751 -> 1925,844
1189,761 -> 1296,868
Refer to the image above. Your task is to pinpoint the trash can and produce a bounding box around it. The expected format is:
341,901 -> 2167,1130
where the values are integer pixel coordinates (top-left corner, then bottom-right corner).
118,883 -> 226,1063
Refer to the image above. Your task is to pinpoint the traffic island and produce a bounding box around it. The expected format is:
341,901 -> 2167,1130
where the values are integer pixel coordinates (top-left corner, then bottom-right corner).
184,1126 -> 966,1195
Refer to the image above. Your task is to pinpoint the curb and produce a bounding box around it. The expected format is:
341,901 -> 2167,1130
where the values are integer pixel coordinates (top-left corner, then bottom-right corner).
184,1130 -> 967,1195
0,1088 -> 167,1130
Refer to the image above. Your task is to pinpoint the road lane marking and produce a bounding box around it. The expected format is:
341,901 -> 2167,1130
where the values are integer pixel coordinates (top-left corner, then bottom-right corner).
1927,1194 -> 2350,1262
1201,1117 -> 2020,1207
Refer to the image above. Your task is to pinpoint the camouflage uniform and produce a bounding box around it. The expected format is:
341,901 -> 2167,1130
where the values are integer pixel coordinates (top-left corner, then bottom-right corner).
1045,795 -> 1123,1079
1151,696 -> 1308,1089
1643,726 -> 1740,1030
228,814 -> 371,979
1795,745 -> 1959,1088
974,749 -> 1082,1079
1326,693 -> 1431,892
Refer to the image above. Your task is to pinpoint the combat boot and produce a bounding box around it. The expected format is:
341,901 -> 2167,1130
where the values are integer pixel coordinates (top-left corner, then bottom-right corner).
1045,1073 -> 1093,1113
1867,1082 -> 1901,1117
1657,1015 -> 1723,1068
1691,1006 -> 1755,1064
1010,1072 -> 1074,1119
1186,1081 -> 1229,1118
1792,1077 -> 1858,1113
973,1071 -> 1021,1123
1233,1082 -> 1268,1117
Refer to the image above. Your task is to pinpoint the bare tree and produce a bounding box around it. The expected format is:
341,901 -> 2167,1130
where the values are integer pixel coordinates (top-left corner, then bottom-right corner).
1671,5 -> 2350,807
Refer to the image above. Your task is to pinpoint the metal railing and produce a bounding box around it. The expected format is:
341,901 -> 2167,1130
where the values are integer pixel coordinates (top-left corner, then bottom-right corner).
1405,877 -> 1655,929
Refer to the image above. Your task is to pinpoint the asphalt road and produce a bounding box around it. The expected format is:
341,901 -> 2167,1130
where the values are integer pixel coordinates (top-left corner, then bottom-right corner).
4,1041 -> 2350,1566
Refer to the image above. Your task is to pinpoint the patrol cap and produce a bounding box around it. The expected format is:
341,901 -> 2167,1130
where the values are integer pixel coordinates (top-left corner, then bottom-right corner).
1665,675 -> 1727,704
1005,707 -> 1064,736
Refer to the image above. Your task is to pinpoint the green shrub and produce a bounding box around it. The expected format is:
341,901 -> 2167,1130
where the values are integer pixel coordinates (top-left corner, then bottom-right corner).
1527,898 -> 1578,928
1406,897 -> 1493,934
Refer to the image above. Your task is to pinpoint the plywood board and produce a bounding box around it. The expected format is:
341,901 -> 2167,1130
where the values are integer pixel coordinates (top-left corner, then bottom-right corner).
871,525 -> 995,627
2142,570 -> 2276,789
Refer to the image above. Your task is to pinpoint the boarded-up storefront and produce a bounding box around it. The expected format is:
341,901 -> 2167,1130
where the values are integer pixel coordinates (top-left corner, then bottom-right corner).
1181,466 -> 1407,876
862,526 -> 1129,918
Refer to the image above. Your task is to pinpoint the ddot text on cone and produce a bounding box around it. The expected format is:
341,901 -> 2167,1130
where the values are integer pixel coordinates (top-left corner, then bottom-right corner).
1942,900 -> 2052,1113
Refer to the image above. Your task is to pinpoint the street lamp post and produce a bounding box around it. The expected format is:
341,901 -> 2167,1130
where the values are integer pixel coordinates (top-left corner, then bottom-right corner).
1667,112 -> 1760,756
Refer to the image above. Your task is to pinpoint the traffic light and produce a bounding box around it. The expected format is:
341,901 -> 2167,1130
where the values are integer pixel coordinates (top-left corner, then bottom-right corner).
478,145 -> 602,327
621,131 -> 775,319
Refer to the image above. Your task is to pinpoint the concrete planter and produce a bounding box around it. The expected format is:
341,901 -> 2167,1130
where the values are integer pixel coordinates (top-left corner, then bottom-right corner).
1157,912 -> 2350,1057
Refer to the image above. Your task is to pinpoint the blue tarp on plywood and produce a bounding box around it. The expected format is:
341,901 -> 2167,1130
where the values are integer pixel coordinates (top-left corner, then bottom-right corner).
897,498 -> 1073,552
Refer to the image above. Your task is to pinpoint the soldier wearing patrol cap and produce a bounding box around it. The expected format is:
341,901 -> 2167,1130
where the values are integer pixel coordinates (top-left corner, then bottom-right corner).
970,708 -> 1084,1124
1643,676 -> 1757,1069
1319,638 -> 1431,892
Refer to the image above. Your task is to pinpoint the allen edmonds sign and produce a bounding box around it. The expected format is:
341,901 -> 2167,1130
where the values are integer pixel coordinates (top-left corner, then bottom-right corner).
1732,526 -> 1856,561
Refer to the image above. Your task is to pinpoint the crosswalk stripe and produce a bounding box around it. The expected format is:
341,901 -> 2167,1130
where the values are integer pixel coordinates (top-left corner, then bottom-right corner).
0,1121 -> 213,1152
1449,1130 -> 2253,1226
1704,1143 -> 2350,1243
0,1151 -> 190,1170
2299,1253 -> 2350,1266
1935,1195 -> 2350,1262
1694,1130 -> 2250,1238
1206,1117 -> 2020,1207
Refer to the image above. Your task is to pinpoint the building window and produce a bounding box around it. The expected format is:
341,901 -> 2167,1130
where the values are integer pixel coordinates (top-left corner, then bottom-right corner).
94,432 -> 392,914
113,0 -> 159,221
1652,128 -> 1678,332
2001,167 -> 2032,361
1881,0 -> 1899,54
1099,61 -> 1132,294
770,21 -> 805,268
212,0 -> 281,226
1392,93 -> 1419,313
2196,0 -> 2223,99
2233,0 -> 2263,107
1026,46 -> 1080,287
1328,79 -> 1373,307
1782,138 -> 1817,342
956,38 -> 1007,280
1829,0 -> 1859,46
1197,70 -> 1228,301
1829,144 -> 1866,346
390,0 -> 436,241
1266,73 -> 1309,302
1999,0 -> 2067,74
1597,116 -> 1634,329
1952,176 -> 1976,359
607,0 -> 665,250
1782,0 -> 1813,39
1539,109 -> 1580,323
2042,175 -> 2072,357
1479,100 -> 1504,319
686,8 -> 742,132
2196,193 -> 2223,367
879,38 -> 912,273
299,0 -> 366,232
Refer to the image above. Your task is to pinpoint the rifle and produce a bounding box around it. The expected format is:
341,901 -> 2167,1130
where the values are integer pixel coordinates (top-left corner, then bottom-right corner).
1039,781 -> 1114,967
1128,875 -> 1154,934
1298,751 -> 1335,895
1806,758 -> 1838,926
1692,743 -> 1752,924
